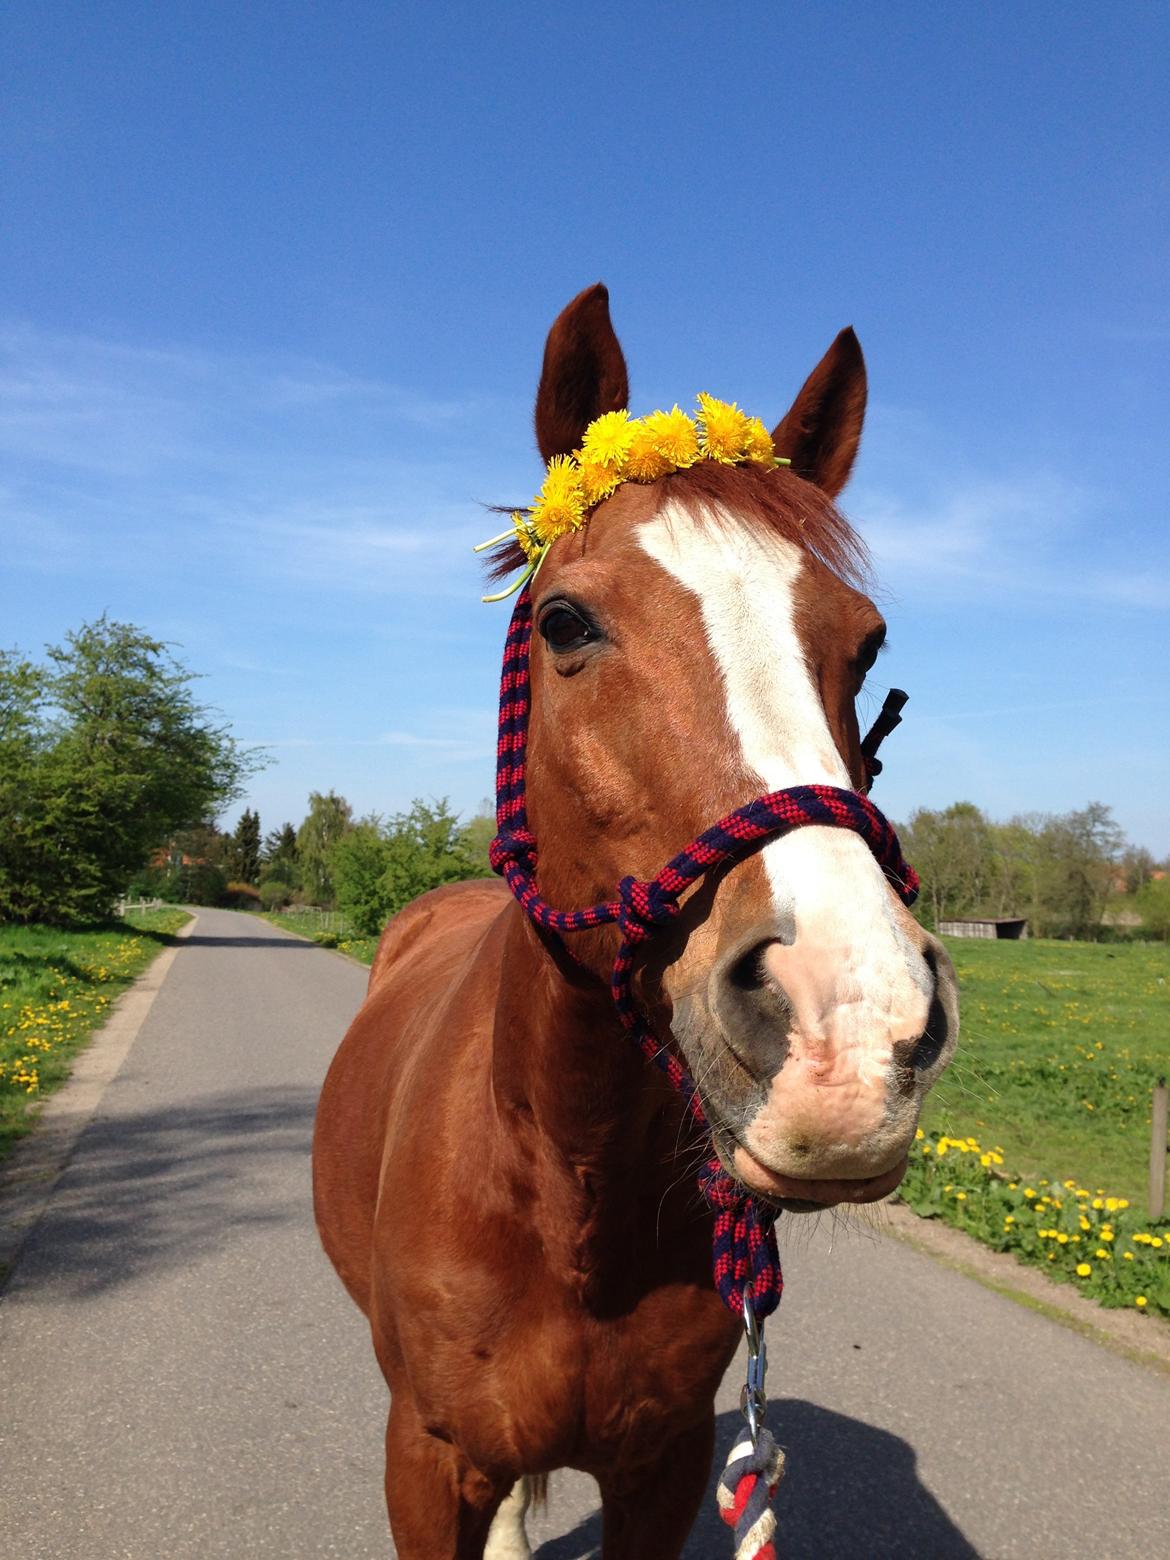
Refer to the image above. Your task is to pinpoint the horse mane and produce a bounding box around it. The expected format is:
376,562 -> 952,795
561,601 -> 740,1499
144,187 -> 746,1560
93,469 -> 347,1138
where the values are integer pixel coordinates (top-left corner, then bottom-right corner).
482,461 -> 870,590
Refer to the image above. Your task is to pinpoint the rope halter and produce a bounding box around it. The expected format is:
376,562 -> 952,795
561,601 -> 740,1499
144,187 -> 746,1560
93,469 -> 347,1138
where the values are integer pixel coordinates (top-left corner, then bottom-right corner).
490,584 -> 918,1320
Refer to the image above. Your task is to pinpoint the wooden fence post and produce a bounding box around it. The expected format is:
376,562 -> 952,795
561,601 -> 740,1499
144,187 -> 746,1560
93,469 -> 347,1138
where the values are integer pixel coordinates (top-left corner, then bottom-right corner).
1150,1077 -> 1168,1221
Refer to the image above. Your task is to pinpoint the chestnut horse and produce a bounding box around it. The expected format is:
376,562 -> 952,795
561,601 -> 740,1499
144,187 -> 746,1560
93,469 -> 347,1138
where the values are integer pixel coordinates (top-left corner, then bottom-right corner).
313,284 -> 958,1558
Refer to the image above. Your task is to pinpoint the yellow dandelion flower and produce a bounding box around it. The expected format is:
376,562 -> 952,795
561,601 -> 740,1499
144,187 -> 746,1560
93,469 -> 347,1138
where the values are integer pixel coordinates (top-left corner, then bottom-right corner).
1117,1199 -> 1130,1210
742,416 -> 779,468
915,1128 -> 925,1140
1123,1251 -> 1135,1260
697,393 -> 752,463
646,406 -> 701,470
1091,1197 -> 1104,1210
1095,1248 -> 1109,1259
1079,1216 -> 1091,1232
1153,1238 -> 1164,1249
920,1142 -> 932,1155
578,457 -> 623,507
1135,1296 -> 1148,1307
579,409 -> 634,470
1075,1263 -> 1092,1277
624,419 -> 676,482
1023,1187 -> 1036,1198
1056,1233 -> 1069,1244
509,511 -> 543,562
530,456 -> 587,543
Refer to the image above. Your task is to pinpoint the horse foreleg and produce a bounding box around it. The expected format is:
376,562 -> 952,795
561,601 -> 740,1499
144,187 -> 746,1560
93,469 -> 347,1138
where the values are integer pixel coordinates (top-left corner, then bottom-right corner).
483,1476 -> 533,1560
384,1400 -> 509,1560
597,1416 -> 714,1560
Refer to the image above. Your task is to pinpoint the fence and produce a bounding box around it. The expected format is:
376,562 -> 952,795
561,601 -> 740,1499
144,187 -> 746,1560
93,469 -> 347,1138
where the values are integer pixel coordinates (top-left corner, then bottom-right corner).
114,897 -> 163,916
273,906 -> 353,937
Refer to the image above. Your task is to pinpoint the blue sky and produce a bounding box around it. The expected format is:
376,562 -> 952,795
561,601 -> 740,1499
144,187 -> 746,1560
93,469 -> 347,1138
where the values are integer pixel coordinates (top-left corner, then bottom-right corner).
3,3 -> 1167,851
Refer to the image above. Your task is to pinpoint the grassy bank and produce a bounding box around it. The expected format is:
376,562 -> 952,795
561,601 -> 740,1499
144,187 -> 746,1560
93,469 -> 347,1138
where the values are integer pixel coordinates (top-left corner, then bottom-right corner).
258,909 -> 380,966
923,937 -> 1167,1205
0,909 -> 189,1160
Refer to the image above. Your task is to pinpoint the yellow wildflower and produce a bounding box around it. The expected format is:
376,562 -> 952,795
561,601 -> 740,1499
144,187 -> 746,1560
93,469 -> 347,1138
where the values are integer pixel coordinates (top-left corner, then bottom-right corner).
639,406 -> 700,473
1075,1263 -> 1091,1276
1056,1233 -> 1069,1245
579,409 -> 634,470
742,416 -> 780,468
1135,1296 -> 1148,1308
578,457 -> 623,507
696,394 -> 755,463
530,456 -> 587,543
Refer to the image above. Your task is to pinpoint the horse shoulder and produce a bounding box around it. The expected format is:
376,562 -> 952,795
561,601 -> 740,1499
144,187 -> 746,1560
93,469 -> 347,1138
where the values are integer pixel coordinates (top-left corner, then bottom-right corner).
313,878 -> 510,1315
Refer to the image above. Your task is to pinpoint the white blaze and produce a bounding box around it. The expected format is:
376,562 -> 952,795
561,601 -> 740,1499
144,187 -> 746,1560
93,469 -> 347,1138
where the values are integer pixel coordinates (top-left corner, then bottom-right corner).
638,500 -> 929,1090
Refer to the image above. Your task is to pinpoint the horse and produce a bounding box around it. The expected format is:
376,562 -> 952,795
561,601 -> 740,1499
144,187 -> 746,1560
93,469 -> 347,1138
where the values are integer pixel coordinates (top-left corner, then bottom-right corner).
313,283 -> 959,1559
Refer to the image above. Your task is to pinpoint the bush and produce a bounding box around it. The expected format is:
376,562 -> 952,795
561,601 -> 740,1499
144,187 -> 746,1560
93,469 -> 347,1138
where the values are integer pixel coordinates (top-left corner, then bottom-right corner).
259,880 -> 292,911
222,880 -> 261,909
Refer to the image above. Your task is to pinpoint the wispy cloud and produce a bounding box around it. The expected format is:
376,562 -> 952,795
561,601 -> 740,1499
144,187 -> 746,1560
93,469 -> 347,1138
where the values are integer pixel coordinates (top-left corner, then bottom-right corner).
0,322 -> 525,598
852,435 -> 1169,609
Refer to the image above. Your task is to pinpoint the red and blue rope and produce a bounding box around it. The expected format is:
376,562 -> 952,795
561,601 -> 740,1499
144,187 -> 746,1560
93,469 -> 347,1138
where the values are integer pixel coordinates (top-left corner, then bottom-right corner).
489,586 -> 919,1318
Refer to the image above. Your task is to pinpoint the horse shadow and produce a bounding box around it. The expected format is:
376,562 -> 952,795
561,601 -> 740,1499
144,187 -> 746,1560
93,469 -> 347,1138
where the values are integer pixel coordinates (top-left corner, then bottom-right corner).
536,1401 -> 977,1559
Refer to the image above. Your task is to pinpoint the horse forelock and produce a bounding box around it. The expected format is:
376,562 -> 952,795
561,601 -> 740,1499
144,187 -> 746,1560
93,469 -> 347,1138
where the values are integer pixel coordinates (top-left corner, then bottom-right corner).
481,460 -> 870,594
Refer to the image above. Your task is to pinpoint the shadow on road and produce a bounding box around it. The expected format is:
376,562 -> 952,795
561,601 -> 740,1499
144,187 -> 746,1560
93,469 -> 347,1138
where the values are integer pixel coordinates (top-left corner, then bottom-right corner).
180,935 -> 320,948
3,1086 -> 319,1304
537,1402 -> 977,1559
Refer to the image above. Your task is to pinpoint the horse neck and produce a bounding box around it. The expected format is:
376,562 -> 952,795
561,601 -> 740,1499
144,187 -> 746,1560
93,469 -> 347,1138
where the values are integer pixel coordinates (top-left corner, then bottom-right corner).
490,907 -> 695,1291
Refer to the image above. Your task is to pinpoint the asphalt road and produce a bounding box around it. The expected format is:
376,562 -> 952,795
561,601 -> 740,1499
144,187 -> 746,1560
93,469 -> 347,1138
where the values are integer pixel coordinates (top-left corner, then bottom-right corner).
1,907 -> 1167,1559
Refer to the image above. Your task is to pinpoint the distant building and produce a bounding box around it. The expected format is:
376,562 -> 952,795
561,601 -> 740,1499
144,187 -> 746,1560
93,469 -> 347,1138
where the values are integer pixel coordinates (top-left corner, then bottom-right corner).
938,917 -> 1029,940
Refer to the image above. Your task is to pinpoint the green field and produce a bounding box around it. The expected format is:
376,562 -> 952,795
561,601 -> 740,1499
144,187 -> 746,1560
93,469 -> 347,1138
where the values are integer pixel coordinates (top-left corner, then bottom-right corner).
0,909 -> 189,1160
923,937 -> 1168,1205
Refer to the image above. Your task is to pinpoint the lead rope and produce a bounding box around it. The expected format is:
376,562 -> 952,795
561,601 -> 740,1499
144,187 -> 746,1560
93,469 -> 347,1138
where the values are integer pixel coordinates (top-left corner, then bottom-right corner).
489,586 -> 917,1552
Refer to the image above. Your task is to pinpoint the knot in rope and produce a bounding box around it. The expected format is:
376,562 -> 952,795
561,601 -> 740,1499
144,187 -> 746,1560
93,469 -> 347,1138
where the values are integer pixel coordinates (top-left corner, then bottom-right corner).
698,1158 -> 783,1319
615,874 -> 681,947
488,826 -> 538,879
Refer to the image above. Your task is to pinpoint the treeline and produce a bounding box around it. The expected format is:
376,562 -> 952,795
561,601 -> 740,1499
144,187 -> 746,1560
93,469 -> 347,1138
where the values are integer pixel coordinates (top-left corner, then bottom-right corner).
900,801 -> 1169,940
0,617 -> 256,926
132,792 -> 496,934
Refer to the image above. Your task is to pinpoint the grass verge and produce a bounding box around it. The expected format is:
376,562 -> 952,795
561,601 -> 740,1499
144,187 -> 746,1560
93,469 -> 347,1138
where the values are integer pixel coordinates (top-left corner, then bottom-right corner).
257,910 -> 380,966
0,909 -> 190,1161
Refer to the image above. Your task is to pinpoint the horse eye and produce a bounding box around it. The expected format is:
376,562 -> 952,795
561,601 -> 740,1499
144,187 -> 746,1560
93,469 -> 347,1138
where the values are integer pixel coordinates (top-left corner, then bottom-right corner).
539,605 -> 594,652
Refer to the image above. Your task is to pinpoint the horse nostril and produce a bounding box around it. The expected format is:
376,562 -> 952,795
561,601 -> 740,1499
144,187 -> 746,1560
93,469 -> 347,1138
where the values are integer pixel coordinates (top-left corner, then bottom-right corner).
726,946 -> 768,992
907,992 -> 949,1071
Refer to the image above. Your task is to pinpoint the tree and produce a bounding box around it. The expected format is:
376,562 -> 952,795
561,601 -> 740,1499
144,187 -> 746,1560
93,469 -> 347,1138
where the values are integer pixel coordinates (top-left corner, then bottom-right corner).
260,821 -> 300,890
900,803 -> 995,927
460,804 -> 496,876
1135,877 -> 1170,941
296,791 -> 353,906
330,820 -> 391,935
227,808 -> 262,883
0,618 -> 259,924
328,799 -> 495,933
1036,802 -> 1123,938
378,799 -> 481,917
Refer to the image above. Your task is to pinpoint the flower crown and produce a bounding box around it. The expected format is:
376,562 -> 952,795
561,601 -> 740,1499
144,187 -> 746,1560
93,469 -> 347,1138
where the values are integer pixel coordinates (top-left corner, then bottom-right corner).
475,394 -> 791,601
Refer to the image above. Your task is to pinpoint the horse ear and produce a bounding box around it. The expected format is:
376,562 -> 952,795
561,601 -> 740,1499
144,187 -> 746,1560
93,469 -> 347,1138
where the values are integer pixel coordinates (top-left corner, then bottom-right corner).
771,327 -> 867,498
534,283 -> 630,462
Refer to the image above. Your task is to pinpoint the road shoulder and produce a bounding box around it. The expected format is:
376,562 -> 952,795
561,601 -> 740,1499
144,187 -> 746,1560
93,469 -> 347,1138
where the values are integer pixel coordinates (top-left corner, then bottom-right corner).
0,913 -> 198,1292
881,1199 -> 1170,1375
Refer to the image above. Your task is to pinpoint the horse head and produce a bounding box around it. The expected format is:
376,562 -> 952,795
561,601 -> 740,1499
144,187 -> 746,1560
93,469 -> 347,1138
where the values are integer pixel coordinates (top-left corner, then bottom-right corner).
501,282 -> 958,1216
